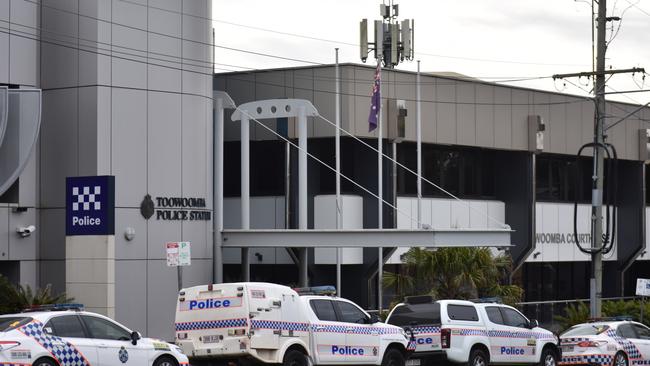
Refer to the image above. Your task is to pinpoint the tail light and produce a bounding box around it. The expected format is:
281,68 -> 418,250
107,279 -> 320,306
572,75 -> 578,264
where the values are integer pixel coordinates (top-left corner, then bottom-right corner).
0,341 -> 21,351
441,328 -> 451,349
576,341 -> 607,348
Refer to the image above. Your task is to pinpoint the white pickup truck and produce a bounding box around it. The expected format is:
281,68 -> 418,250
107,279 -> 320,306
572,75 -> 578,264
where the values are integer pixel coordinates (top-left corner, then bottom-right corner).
175,282 -> 411,366
386,297 -> 560,366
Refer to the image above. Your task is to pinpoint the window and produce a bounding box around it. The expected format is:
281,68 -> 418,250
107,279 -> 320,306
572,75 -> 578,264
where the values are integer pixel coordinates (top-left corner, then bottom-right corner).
561,324 -> 609,337
336,301 -> 369,324
447,305 -> 479,321
536,156 -> 591,202
46,315 -> 86,338
310,300 -> 338,322
485,307 -> 504,325
0,317 -> 31,332
617,324 -> 636,339
633,324 -> 650,340
387,303 -> 441,327
501,308 -> 528,328
81,316 -> 131,341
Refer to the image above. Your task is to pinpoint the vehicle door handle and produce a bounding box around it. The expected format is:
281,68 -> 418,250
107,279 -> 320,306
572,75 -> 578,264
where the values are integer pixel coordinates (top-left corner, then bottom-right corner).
315,326 -> 325,331
346,327 -> 355,332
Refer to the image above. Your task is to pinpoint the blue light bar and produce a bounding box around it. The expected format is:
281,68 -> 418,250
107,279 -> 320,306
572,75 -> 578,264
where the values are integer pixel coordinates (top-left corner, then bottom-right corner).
23,303 -> 85,312
294,286 -> 336,296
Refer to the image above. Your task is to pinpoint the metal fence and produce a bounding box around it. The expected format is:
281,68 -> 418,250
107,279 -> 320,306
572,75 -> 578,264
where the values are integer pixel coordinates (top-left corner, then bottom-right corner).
516,296 -> 641,333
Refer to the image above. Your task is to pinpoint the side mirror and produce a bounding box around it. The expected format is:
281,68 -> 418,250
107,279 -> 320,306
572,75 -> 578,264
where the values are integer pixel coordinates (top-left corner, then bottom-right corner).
528,319 -> 539,329
130,331 -> 141,345
369,314 -> 380,324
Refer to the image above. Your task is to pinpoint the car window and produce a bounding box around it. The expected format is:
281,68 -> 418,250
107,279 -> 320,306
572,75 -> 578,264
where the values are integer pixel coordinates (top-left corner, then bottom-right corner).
617,324 -> 636,339
387,303 -> 441,326
447,304 -> 479,321
310,299 -> 338,322
561,324 -> 609,336
81,315 -> 131,341
336,301 -> 369,324
501,308 -> 529,328
485,306 -> 504,325
45,315 -> 86,338
0,317 -> 32,332
633,324 -> 650,340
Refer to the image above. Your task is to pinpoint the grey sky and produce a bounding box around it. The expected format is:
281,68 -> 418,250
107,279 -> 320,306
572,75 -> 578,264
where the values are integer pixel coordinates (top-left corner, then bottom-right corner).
212,0 -> 650,105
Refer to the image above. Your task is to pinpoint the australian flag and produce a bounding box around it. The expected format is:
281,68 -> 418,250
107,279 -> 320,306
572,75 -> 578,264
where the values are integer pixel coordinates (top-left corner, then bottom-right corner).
368,62 -> 381,132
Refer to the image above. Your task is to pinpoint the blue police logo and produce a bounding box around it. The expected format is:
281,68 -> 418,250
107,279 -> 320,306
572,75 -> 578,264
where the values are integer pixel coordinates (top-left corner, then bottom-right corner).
119,347 -> 128,363
66,176 -> 115,236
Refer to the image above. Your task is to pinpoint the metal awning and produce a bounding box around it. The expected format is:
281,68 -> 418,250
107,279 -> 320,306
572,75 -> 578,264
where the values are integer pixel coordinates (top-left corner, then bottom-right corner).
222,228 -> 512,248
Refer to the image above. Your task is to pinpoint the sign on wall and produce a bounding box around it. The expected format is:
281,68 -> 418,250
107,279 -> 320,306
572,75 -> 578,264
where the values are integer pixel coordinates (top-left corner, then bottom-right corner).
66,176 -> 115,236
637,279 -> 650,296
166,242 -> 191,267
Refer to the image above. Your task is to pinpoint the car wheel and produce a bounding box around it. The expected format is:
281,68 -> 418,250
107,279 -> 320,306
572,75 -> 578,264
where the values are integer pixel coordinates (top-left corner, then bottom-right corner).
283,350 -> 308,366
468,348 -> 488,366
381,348 -> 406,366
153,355 -> 178,366
540,348 -> 558,366
613,352 -> 628,366
32,358 -> 57,366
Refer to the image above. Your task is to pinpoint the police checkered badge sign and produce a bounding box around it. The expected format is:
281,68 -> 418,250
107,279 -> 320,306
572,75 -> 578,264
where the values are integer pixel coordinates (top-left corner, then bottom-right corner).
66,176 -> 115,236
72,186 -> 101,211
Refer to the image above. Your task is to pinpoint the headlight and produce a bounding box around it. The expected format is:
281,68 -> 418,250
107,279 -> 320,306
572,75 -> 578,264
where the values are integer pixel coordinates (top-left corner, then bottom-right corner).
0,341 -> 21,351
173,345 -> 185,355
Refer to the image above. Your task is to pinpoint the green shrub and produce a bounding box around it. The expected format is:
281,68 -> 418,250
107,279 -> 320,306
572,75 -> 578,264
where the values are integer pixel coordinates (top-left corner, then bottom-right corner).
0,275 -> 73,315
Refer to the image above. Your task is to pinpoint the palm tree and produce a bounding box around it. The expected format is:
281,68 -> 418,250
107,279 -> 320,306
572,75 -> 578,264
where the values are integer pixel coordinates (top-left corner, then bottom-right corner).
383,247 -> 523,305
0,275 -> 73,315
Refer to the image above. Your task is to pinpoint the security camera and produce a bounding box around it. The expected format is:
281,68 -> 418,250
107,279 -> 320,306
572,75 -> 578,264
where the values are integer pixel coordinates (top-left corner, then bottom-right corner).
16,225 -> 36,238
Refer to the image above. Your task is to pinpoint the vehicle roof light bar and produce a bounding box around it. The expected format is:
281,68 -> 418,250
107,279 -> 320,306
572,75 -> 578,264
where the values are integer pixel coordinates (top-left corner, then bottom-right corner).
294,286 -> 337,296
22,303 -> 85,312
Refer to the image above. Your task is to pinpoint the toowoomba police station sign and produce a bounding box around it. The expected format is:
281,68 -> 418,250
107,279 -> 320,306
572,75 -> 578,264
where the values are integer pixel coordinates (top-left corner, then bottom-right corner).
140,194 -> 211,221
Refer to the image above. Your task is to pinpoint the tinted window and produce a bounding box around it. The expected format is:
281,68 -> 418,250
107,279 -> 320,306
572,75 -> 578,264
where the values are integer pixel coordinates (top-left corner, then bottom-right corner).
485,307 -> 504,325
633,324 -> 650,340
388,303 -> 441,326
46,315 -> 86,338
501,308 -> 529,328
81,316 -> 131,341
336,301 -> 369,324
617,324 -> 636,339
0,317 -> 32,332
447,305 -> 479,321
561,324 -> 609,336
310,300 -> 338,322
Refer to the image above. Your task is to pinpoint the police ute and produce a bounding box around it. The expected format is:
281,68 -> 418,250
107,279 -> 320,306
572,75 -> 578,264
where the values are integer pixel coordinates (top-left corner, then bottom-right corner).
174,282 -> 412,366
0,304 -> 188,366
386,296 -> 560,366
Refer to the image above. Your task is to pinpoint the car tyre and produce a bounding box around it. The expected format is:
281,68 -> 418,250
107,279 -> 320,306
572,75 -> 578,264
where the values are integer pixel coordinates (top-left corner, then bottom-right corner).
613,352 -> 628,366
540,348 -> 558,366
381,348 -> 406,366
283,350 -> 308,366
153,355 -> 178,366
467,348 -> 489,366
33,358 -> 57,366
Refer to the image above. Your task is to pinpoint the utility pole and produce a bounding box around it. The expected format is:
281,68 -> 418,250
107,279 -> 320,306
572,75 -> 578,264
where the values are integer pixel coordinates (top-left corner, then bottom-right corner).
592,0 -> 607,318
553,0 -> 644,317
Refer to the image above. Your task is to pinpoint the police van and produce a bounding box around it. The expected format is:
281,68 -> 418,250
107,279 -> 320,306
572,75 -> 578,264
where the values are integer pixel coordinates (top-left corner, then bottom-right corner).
174,282 -> 411,366
385,296 -> 560,366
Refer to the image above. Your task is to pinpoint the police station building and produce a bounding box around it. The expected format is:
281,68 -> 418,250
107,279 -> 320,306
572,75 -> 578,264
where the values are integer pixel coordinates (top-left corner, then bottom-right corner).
2,0 -> 650,343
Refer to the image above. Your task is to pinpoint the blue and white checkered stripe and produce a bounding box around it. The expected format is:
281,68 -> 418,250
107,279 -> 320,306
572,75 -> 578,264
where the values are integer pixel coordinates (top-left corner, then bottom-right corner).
487,330 -> 554,340
459,329 -> 487,336
175,318 -> 248,331
561,354 -> 613,366
412,326 -> 440,334
0,363 -> 31,366
608,329 -> 642,359
18,321 -> 90,366
251,320 -> 309,332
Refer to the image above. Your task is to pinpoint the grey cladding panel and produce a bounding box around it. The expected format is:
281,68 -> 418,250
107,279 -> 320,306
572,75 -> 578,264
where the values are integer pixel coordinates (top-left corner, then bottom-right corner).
493,87 -> 512,149
565,100 -> 583,153
148,92 -> 182,199
456,82 -> 476,146
115,260 -> 147,334
511,91 -> 530,150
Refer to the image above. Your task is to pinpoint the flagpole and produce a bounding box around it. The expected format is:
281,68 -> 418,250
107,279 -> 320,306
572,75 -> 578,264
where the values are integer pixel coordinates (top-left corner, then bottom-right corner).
377,55 -> 383,313
417,60 -> 422,229
335,48 -> 342,297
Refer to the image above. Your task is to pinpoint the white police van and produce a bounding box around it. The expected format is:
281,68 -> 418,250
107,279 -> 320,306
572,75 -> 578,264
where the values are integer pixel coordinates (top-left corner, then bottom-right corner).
174,282 -> 412,366
386,296 -> 560,366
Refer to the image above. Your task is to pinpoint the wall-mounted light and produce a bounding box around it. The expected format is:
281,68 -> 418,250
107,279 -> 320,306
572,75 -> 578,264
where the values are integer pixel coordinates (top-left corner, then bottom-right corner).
16,225 -> 35,238
124,227 -> 135,241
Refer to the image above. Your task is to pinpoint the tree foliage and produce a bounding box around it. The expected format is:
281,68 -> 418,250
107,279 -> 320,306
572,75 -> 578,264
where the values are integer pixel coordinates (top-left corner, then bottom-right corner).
0,275 -> 73,315
383,247 -> 524,305
554,299 -> 650,332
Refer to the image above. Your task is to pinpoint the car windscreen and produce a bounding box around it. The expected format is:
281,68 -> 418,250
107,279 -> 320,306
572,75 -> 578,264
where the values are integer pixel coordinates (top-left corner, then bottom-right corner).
0,317 -> 32,332
387,303 -> 441,326
561,324 -> 610,336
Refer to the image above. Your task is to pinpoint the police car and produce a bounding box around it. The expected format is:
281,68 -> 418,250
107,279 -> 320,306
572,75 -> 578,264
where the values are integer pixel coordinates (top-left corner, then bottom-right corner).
559,318 -> 650,366
386,296 -> 560,366
175,282 -> 412,366
0,304 -> 188,366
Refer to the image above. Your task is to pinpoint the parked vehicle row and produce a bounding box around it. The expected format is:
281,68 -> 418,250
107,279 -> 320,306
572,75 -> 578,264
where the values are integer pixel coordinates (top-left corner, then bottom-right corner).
5,282 -> 650,366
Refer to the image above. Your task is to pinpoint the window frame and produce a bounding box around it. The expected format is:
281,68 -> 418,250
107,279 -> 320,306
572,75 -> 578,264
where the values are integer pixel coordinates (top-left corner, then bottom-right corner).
309,299 -> 339,322
485,306 -> 505,325
80,315 -> 132,341
499,307 -> 530,328
44,314 -> 88,339
333,300 -> 370,324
